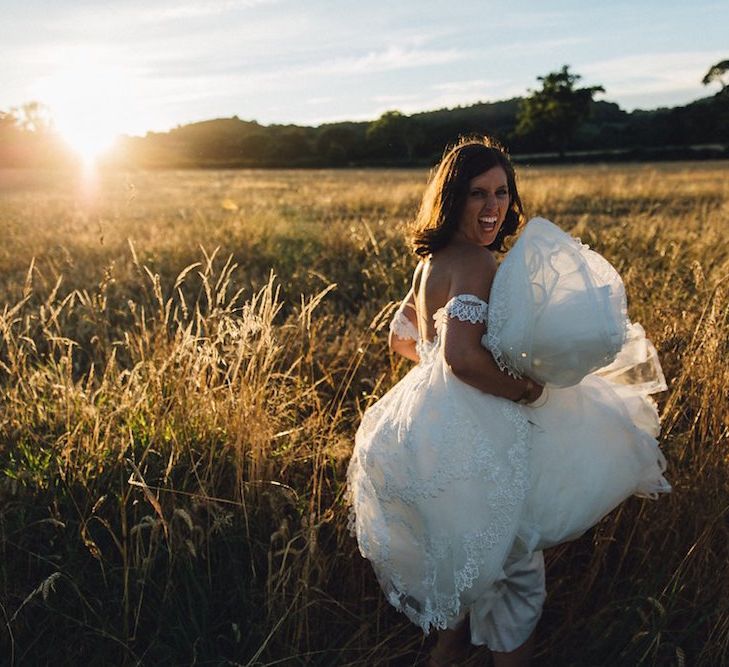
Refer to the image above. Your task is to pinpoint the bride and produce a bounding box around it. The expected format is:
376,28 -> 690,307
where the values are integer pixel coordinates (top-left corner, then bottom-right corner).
347,136 -> 670,665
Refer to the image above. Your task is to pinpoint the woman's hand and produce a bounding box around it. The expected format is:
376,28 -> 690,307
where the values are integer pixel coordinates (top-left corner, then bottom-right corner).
519,377 -> 544,404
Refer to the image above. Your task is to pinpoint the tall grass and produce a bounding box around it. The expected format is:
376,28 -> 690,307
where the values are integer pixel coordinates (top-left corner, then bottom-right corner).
0,163 -> 727,665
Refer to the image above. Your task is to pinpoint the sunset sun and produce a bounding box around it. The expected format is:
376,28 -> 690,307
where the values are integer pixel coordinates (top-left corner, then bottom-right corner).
34,59 -> 134,165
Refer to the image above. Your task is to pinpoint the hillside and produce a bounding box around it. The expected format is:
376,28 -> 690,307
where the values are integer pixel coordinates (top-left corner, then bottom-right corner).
2,92 -> 727,168
109,93 -> 729,167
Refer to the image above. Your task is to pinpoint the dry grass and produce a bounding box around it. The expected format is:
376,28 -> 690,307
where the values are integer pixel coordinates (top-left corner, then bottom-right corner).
0,162 -> 728,665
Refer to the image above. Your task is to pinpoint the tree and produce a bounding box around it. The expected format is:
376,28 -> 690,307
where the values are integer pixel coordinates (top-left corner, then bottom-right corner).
12,101 -> 53,134
269,126 -> 314,164
366,110 -> 423,161
515,66 -> 604,156
0,101 -> 71,167
238,131 -> 272,164
316,125 -> 359,165
702,60 -> 729,94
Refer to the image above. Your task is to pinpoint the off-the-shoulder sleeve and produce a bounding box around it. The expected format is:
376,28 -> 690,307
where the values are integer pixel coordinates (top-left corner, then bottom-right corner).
389,308 -> 420,341
442,294 -> 489,324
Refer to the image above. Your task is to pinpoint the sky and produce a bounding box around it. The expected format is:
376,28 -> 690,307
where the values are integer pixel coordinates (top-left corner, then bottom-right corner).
2,0 -> 728,147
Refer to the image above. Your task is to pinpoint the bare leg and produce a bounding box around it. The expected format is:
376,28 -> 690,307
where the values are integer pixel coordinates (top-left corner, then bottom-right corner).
427,618 -> 470,666
491,629 -> 536,667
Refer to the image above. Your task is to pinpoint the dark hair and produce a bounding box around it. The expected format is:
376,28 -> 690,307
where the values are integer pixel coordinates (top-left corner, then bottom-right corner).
410,135 -> 524,256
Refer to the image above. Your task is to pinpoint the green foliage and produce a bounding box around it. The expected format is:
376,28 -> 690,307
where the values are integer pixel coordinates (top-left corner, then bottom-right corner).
2,438 -> 56,489
515,65 -> 605,155
316,124 -> 362,165
702,59 -> 729,91
366,110 -> 424,161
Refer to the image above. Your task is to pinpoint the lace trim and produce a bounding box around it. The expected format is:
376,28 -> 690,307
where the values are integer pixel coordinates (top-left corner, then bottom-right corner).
433,294 -> 489,333
483,258 -> 523,379
347,371 -> 532,633
389,308 -> 420,342
444,294 -> 489,323
384,401 -> 529,632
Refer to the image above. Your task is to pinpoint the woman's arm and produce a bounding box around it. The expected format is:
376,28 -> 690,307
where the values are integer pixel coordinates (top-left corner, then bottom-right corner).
389,289 -> 420,363
388,262 -> 423,363
442,248 -> 542,402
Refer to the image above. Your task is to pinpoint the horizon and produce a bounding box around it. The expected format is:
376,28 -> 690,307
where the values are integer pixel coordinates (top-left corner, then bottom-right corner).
139,88 -> 718,135
3,0 -> 727,157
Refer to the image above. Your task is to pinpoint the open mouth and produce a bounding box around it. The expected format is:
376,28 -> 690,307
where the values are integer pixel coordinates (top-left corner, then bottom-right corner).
479,216 -> 498,231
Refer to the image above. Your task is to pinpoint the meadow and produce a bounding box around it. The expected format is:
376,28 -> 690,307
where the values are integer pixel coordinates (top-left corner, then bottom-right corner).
0,162 -> 727,666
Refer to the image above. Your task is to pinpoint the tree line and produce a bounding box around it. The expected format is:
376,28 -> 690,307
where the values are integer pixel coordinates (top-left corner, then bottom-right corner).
0,101 -> 71,167
2,64 -> 727,169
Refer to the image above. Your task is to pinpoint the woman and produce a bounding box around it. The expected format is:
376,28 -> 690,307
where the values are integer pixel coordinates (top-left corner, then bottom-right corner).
347,136 -> 669,665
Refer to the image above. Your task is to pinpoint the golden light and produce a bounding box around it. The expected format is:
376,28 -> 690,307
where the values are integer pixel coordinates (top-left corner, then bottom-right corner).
33,56 -> 135,167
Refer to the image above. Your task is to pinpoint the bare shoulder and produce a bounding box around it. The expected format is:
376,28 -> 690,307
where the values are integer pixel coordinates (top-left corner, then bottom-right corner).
450,242 -> 497,273
446,242 -> 497,300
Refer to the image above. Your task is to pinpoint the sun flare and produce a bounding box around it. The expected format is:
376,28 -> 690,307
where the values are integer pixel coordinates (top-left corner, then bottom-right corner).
34,57 -> 136,165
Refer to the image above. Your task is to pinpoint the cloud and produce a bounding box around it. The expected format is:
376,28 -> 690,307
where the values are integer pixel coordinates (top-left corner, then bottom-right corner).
150,44 -> 468,96
581,51 -> 726,100
372,93 -> 422,105
304,96 -> 334,106
507,35 -> 591,55
151,43 -> 465,85
312,45 -> 466,76
139,0 -> 281,21
432,79 -> 506,96
357,80 -> 523,121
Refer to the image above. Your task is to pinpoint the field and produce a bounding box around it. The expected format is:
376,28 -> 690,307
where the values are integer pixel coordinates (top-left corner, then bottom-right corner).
1,163 -> 728,666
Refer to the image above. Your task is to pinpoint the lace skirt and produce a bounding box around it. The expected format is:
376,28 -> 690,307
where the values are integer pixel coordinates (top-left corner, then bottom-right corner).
348,341 -> 668,639
348,346 -> 532,634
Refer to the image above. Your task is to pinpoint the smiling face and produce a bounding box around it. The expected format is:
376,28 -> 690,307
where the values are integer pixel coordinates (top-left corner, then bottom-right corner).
411,138 -> 524,257
455,166 -> 510,247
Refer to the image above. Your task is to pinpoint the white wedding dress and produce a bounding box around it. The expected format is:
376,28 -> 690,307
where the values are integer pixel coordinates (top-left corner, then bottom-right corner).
347,217 -> 670,646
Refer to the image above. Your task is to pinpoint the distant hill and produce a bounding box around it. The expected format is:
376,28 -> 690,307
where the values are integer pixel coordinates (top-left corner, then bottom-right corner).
2,92 -> 727,169
107,92 -> 727,168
